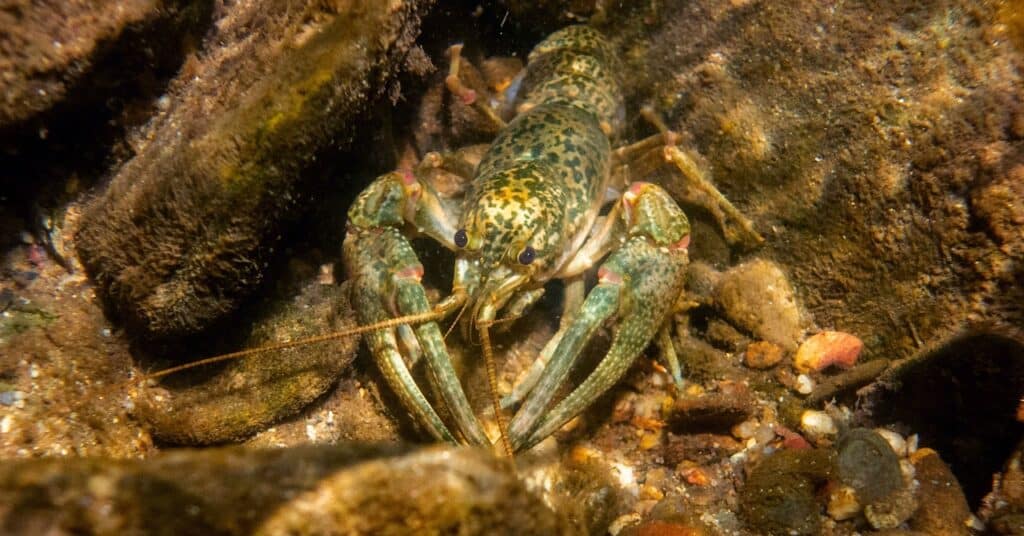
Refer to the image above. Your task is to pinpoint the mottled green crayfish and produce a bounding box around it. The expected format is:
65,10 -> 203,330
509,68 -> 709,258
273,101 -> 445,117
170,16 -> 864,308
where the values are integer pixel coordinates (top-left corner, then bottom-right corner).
343,25 -> 761,454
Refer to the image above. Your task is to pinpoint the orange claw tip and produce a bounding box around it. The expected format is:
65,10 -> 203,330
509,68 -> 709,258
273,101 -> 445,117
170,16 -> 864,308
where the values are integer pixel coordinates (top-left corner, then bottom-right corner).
670,234 -> 690,251
793,331 -> 864,373
624,180 -> 651,200
598,266 -> 624,285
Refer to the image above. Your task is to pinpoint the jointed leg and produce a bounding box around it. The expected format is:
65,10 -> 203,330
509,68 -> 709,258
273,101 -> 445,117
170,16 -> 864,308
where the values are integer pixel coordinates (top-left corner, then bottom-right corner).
446,44 -> 508,131
611,111 -> 764,248
658,324 -> 684,390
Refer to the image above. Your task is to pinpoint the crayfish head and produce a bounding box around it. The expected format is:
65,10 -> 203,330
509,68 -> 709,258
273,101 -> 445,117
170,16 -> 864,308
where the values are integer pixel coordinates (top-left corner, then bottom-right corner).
455,161 -> 570,280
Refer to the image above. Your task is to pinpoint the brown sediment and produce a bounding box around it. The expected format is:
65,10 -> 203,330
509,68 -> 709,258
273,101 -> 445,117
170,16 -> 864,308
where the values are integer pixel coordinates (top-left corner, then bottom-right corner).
0,1 -> 211,128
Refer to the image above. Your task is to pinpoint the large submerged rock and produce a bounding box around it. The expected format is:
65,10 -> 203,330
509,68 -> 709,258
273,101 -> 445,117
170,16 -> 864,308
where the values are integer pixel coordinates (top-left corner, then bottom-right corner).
0,444 -> 578,535
75,0 -> 432,338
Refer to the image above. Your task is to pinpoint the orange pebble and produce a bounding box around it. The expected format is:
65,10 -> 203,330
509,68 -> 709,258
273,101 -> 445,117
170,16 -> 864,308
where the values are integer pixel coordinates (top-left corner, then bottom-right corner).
793,331 -> 863,373
744,340 -> 784,369
681,466 -> 711,486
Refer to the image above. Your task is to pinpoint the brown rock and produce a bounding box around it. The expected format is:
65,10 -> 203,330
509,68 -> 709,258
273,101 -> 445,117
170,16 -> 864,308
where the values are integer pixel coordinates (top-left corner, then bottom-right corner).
909,448 -> 972,536
663,433 -> 743,466
714,259 -> 804,351
137,281 -> 369,445
745,340 -> 784,369
669,385 -> 756,433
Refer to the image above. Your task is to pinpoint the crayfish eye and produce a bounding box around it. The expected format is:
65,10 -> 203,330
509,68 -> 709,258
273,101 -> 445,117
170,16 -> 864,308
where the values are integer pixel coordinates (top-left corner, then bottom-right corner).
517,246 -> 536,265
454,229 -> 468,248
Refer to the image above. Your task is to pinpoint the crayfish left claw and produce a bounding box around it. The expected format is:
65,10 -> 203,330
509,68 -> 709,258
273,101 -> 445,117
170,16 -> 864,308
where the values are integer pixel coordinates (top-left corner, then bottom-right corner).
509,183 -> 692,451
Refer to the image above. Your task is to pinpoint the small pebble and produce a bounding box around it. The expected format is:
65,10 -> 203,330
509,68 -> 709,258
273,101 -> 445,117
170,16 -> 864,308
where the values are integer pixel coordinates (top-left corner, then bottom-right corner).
608,513 -> 641,536
906,434 -> 919,454
0,415 -> 11,433
570,445 -> 601,463
826,485 -> 862,521
744,341 -> 784,369
639,431 -> 662,450
793,331 -> 863,373
795,374 -> 814,395
800,410 -> 837,442
864,486 -> 917,529
640,484 -> 664,501
732,419 -> 759,440
681,466 -> 711,486
873,428 -> 907,457
645,467 -> 668,489
774,424 -> 809,449
753,424 -> 776,445
0,390 -> 23,406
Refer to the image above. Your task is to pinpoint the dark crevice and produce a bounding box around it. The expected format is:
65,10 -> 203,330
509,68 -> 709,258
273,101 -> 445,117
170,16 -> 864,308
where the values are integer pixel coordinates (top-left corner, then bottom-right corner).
866,331 -> 1024,509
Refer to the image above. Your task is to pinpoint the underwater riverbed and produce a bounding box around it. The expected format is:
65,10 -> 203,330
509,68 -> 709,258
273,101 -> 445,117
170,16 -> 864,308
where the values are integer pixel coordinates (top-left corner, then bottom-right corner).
1,1 -> 1023,534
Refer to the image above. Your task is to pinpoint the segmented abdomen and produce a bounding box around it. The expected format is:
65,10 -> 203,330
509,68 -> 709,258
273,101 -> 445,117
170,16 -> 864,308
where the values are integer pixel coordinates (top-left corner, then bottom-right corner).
473,26 -> 622,234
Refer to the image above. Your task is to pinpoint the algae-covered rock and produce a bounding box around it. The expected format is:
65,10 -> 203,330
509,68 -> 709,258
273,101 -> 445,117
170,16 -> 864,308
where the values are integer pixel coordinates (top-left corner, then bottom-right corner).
76,0 -> 431,338
0,444 -> 574,535
137,280 -> 367,445
835,428 -> 903,505
739,448 -> 834,535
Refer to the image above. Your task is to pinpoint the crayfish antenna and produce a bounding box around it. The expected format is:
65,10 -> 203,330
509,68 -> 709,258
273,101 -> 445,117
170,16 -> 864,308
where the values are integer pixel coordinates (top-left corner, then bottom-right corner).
141,311 -> 443,382
478,321 -> 514,459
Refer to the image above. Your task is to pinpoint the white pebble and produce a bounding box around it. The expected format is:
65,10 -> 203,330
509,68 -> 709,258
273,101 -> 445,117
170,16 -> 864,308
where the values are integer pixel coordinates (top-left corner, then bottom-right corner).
873,428 -> 907,457
906,434 -> 919,454
732,419 -> 759,440
753,424 -> 776,445
795,374 -> 815,395
608,513 -> 641,536
0,415 -> 11,434
900,459 -> 916,481
800,409 -> 837,441
305,423 -> 317,441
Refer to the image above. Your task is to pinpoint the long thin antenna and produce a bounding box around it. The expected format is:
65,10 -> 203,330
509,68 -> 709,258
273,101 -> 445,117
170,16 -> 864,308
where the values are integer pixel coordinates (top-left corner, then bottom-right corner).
478,321 -> 514,458
444,299 -> 469,341
142,311 -> 441,381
